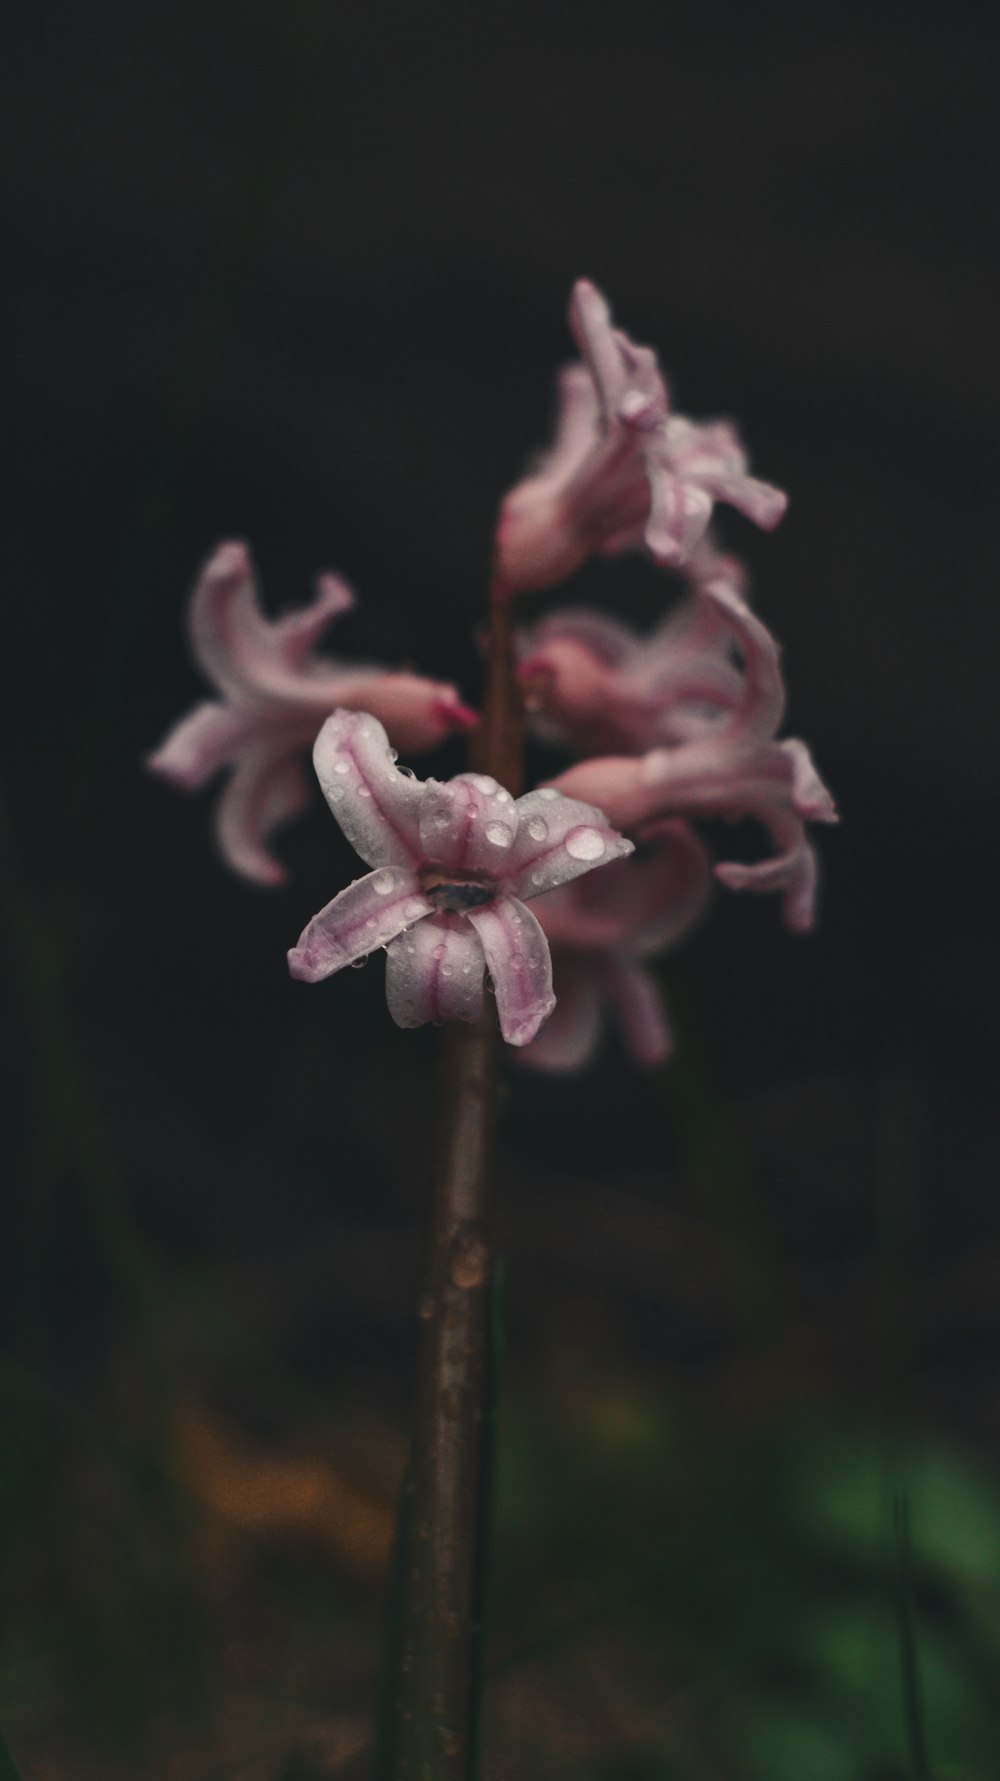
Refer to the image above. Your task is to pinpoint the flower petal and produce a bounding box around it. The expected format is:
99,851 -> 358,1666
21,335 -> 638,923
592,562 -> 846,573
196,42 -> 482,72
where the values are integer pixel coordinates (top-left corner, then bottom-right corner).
603,959 -> 673,1065
518,960 -> 602,1072
505,790 -> 633,900
418,773 -> 519,876
698,575 -> 786,740
288,869 -> 430,981
312,710 -> 424,869
270,572 -> 355,668
466,896 -> 555,1047
384,914 -> 485,1029
215,745 -> 311,886
715,840 -> 819,934
188,541 -> 285,706
147,700 -> 259,790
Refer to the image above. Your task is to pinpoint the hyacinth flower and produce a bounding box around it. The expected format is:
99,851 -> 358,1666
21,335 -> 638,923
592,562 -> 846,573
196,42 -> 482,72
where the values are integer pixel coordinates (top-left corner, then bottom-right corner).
148,540 -> 476,885
523,821 -> 712,1071
517,550 -> 758,757
550,574 -> 837,933
494,279 -> 787,595
287,708 -> 633,1046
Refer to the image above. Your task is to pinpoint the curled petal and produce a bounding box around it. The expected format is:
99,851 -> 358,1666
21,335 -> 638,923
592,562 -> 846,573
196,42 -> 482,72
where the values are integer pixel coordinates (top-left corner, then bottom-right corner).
603,959 -> 673,1065
270,572 -> 356,669
188,541 -> 290,707
466,897 -> 555,1047
418,773 -> 519,875
147,701 -> 259,790
716,839 -> 819,934
518,960 -> 602,1072
215,746 -> 310,886
313,710 -> 424,869
784,739 -> 838,822
384,914 -> 485,1029
698,575 -> 786,739
569,279 -> 668,428
287,869 -> 429,981
534,822 -> 711,957
505,790 -> 633,901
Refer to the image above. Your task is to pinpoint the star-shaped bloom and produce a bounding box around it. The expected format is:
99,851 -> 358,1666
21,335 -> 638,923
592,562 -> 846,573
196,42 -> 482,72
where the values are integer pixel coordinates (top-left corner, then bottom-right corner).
494,280 -> 787,595
287,710 -> 633,1046
517,549 -> 758,757
522,822 -> 712,1072
148,541 -> 476,885
548,576 -> 837,933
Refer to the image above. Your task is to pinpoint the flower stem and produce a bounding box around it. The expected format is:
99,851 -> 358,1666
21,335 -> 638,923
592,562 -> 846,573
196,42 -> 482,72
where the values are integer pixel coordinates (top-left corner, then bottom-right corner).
383,584 -> 522,1778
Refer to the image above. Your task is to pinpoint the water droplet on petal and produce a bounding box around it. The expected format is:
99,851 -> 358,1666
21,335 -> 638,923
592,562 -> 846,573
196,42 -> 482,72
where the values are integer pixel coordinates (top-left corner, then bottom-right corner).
566,825 -> 606,861
372,868 -> 397,895
441,966 -> 453,978
484,821 -> 513,848
403,899 -> 426,919
328,786 -> 345,803
530,869 -> 545,887
389,747 -> 398,761
527,817 -> 548,841
398,764 -> 416,779
333,760 -> 350,776
469,773 -> 497,794
350,954 -> 369,969
357,784 -> 372,799
537,787 -> 560,801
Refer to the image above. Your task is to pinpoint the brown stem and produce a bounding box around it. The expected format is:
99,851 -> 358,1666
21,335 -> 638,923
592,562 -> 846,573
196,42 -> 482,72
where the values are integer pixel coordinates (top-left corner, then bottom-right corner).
388,585 -> 522,1778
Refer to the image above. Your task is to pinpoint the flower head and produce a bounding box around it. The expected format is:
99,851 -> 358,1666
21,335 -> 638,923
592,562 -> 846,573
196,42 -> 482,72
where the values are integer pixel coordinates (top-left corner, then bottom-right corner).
287,710 -> 633,1046
148,541 -> 476,885
518,549 -> 760,757
495,280 -> 787,595
548,574 -> 837,933
523,822 -> 712,1071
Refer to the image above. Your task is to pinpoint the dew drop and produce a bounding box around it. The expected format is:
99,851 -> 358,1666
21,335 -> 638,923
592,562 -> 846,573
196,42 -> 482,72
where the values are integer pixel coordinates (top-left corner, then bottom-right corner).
537,786 -> 560,801
350,954 -> 369,969
357,784 -> 372,799
328,786 -> 345,803
469,773 -> 497,794
565,825 -> 606,861
389,747 -> 398,761
441,966 -> 454,978
365,917 -> 378,931
372,868 -> 397,895
398,764 -> 416,779
527,816 -> 548,841
403,899 -> 426,919
484,821 -> 513,848
333,759 -> 350,775
530,869 -> 545,887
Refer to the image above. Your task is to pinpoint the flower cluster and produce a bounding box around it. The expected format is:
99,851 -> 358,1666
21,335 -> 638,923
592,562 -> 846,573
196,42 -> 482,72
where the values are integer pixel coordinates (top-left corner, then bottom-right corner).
150,280 -> 834,1064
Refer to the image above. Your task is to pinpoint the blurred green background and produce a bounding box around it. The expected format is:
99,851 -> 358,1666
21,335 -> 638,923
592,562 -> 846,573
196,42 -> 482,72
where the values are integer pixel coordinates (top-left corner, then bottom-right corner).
2,2 -> 998,1775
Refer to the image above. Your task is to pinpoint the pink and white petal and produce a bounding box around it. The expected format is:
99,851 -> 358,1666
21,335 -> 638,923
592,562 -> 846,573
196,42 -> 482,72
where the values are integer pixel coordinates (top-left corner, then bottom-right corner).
541,363 -> 603,481
418,773 -> 519,876
288,869 -> 430,981
349,673 -> 476,755
518,960 -> 602,1073
505,790 -> 633,900
270,572 -> 355,670
569,280 -> 629,420
216,746 -> 311,886
603,959 -> 673,1066
783,739 -> 838,822
188,541 -> 283,707
466,897 -> 556,1047
699,578 -> 786,740
384,914 -> 485,1029
312,709 -> 424,869
716,471 -> 788,531
716,835 -> 819,934
520,606 -> 636,667
147,700 -> 260,790
540,760 -> 653,840
643,464 -> 713,566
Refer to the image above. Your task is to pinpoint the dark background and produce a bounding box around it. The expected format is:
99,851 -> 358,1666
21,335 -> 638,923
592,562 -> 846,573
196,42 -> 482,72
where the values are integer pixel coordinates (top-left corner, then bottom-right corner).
2,5 -> 998,1777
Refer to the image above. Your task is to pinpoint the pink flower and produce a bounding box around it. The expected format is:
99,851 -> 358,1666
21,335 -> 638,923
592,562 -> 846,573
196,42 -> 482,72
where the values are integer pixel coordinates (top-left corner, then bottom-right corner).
495,280 -> 787,595
148,541 -> 476,886
287,710 -> 633,1046
548,576 -> 837,934
518,552 -> 758,757
522,822 -> 712,1071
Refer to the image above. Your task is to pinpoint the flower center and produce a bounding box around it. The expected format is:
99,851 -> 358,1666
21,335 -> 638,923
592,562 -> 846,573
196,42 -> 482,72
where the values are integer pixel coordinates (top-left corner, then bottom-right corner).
420,869 -> 496,914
